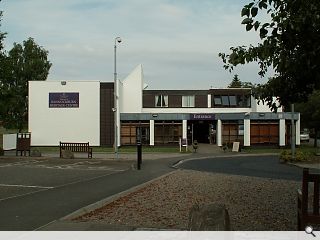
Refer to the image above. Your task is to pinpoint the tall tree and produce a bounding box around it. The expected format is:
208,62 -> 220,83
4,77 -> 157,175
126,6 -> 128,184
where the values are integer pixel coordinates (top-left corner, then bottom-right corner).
228,74 -> 242,88
295,90 -> 320,147
1,38 -> 52,131
219,0 -> 320,110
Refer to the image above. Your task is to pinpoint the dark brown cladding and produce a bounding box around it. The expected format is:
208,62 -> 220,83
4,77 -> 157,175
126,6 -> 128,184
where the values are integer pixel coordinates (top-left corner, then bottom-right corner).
143,90 -> 208,108
100,82 -> 114,146
144,90 -> 209,95
168,95 -> 182,108
143,93 -> 155,108
195,95 -> 207,107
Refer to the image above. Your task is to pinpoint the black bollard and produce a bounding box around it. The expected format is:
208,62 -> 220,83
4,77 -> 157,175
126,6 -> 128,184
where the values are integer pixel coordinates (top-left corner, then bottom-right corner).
137,141 -> 142,170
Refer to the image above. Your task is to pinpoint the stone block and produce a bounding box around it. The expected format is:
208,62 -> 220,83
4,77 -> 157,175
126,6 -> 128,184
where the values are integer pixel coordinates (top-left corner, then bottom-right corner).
188,203 -> 231,231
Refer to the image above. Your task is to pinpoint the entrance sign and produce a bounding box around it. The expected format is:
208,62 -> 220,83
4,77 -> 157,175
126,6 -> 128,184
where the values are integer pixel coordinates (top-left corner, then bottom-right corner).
190,114 -> 215,120
49,92 -> 79,108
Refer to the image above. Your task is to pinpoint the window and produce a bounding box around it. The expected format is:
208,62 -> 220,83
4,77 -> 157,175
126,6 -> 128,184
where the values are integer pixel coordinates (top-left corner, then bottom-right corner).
121,122 -> 150,145
214,96 -> 222,105
182,95 -> 195,107
155,95 -> 168,107
221,96 -> 229,106
213,94 -> 251,107
229,95 -> 237,106
222,121 -> 244,144
154,121 -> 182,144
237,95 -> 251,107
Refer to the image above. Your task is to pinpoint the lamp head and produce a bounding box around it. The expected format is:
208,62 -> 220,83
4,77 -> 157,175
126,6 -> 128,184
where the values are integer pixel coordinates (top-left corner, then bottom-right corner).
116,37 -> 122,43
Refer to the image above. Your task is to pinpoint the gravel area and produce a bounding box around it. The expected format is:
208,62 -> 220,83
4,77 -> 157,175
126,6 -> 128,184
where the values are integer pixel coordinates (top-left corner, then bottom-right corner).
73,169 -> 301,230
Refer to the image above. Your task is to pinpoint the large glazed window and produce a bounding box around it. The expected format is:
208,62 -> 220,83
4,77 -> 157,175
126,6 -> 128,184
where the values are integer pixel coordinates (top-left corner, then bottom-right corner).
155,95 -> 168,107
182,95 -> 195,107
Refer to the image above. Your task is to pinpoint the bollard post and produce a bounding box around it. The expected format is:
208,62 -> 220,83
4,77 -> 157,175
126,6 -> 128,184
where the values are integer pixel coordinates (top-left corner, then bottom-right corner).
137,140 -> 142,170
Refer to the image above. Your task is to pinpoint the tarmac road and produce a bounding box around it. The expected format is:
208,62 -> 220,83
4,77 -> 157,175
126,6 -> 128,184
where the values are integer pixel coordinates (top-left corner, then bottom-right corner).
0,156 -> 181,230
177,154 -> 307,181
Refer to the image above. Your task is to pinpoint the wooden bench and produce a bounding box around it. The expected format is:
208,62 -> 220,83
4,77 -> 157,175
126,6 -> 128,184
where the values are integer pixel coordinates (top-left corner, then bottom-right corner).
59,142 -> 92,158
297,168 -> 320,230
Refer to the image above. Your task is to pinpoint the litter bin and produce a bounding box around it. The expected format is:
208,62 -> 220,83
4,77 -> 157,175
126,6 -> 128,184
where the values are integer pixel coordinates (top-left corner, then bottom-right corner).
16,133 -> 31,156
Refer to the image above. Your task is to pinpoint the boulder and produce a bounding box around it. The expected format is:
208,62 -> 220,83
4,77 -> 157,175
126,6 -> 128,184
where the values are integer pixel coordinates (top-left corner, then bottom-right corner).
188,203 -> 231,231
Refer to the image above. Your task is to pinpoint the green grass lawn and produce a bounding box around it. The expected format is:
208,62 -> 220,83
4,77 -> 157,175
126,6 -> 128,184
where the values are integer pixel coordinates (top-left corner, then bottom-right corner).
32,145 -> 190,153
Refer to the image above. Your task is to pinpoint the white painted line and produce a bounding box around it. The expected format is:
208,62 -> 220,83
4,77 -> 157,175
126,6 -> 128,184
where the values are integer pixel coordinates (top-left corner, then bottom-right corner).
0,184 -> 53,189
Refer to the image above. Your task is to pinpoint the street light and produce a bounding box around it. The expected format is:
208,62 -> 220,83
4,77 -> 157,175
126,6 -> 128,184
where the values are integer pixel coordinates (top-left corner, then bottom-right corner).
114,37 -> 122,158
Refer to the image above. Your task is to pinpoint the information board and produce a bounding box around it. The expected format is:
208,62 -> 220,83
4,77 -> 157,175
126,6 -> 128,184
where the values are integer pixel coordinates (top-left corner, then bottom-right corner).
49,92 -> 79,108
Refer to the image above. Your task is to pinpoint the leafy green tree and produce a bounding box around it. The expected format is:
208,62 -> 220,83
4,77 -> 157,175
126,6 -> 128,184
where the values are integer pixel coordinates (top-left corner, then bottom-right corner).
0,1 -> 7,74
295,90 -> 320,147
0,38 -> 52,131
0,2 -> 8,129
228,74 -> 253,88
219,0 -> 320,111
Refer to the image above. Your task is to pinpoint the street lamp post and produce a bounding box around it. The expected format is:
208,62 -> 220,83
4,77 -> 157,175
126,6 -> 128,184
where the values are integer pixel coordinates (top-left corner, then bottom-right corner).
114,37 -> 122,158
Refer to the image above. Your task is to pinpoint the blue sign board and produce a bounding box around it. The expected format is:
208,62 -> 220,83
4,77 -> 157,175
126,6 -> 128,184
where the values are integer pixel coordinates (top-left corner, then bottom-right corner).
190,114 -> 215,120
49,92 -> 79,108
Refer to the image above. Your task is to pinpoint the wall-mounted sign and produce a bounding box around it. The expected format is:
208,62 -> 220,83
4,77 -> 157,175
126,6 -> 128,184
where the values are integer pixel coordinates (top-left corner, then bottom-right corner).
190,114 -> 215,120
49,92 -> 79,108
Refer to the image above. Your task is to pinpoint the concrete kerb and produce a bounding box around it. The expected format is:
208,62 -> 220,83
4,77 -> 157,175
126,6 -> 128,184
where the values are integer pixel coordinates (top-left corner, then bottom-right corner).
172,152 -> 280,168
37,170 -> 179,231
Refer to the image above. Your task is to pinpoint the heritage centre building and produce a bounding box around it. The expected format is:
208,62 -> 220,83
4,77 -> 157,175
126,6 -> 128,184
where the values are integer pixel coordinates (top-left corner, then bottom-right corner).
28,65 -> 301,148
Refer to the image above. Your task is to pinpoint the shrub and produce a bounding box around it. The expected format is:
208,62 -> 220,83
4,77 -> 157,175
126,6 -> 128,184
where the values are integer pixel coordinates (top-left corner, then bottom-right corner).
0,147 -> 4,156
280,149 -> 313,162
280,150 -> 291,163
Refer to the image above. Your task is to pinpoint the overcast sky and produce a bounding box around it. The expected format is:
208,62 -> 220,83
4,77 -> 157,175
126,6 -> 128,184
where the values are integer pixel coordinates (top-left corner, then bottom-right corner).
1,0 -> 269,89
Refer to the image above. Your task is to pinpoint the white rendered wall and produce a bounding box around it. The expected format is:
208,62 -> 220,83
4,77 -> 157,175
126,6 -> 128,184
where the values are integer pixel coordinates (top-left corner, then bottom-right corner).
244,119 -> 250,147
182,120 -> 187,139
120,64 -> 143,113
150,120 -> 154,146
253,97 -> 283,113
29,81 -> 100,146
207,95 -> 211,108
296,114 -> 300,145
279,119 -> 286,147
217,119 -> 222,147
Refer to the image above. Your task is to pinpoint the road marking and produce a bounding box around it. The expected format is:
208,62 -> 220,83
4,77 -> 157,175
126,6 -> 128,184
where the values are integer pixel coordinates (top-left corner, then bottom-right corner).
0,161 -> 126,171
0,184 -> 53,189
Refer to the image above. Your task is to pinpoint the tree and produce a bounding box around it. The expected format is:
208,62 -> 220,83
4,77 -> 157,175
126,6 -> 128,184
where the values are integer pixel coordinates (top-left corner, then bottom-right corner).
295,90 -> 320,147
228,74 -> 253,88
228,75 -> 242,88
0,38 -> 52,131
0,0 -> 7,75
219,0 -> 320,111
0,2 -> 8,128
0,0 -> 5,53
